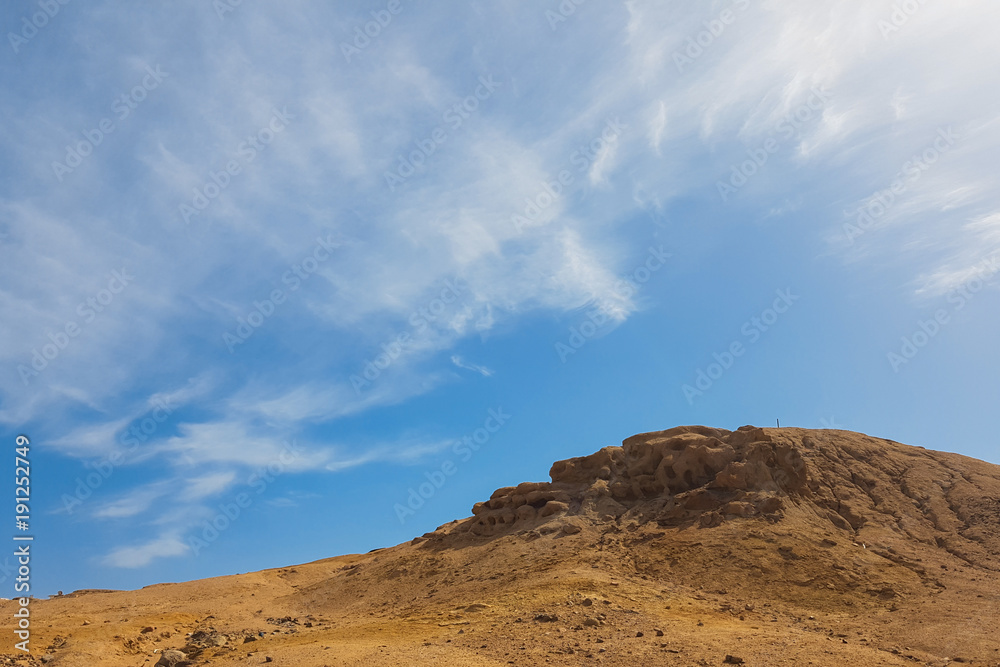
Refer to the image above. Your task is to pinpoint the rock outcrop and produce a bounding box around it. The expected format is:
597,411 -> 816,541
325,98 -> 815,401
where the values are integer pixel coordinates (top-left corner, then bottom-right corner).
461,425 -> 808,536
439,424 -> 1000,574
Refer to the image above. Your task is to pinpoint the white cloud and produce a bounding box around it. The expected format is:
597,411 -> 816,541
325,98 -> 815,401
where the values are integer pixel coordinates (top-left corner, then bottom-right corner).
181,472 -> 238,502
450,355 -> 493,377
588,135 -> 620,186
325,438 -> 455,472
649,100 -> 668,155
156,422 -> 323,470
612,0 -> 1000,297
228,376 -> 449,425
102,533 -> 189,569
92,482 -> 170,520
47,417 -> 133,459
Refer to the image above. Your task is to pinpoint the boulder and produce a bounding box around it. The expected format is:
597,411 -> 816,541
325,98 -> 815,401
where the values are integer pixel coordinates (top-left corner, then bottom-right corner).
155,649 -> 187,667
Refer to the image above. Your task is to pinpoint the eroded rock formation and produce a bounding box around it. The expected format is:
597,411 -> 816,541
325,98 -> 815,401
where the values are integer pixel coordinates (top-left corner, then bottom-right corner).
461,425 -> 809,537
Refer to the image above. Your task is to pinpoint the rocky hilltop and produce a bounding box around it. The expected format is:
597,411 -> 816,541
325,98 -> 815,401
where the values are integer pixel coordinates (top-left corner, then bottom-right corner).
462,425 -> 808,536
437,425 -> 1000,570
3,426 -> 999,666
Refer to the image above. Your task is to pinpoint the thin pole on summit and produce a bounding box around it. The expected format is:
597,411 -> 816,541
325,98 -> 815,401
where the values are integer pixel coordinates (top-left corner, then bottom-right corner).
776,418 -> 780,428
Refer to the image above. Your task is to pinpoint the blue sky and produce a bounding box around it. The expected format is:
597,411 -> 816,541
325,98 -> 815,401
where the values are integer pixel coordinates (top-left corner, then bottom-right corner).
1,0 -> 999,596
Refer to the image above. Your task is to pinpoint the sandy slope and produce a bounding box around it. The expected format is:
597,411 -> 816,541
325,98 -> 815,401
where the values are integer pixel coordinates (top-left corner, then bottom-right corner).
3,426 -> 999,666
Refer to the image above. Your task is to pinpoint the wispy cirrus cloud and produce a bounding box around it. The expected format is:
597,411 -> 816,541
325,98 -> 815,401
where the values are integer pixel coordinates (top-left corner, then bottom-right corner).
450,355 -> 493,377
92,482 -> 171,520
103,533 -> 189,569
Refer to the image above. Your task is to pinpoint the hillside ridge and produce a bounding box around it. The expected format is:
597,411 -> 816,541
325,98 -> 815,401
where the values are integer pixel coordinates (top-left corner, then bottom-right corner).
4,426 -> 999,666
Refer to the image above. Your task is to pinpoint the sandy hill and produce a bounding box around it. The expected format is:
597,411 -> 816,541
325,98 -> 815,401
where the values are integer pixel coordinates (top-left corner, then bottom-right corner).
3,425 -> 999,666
